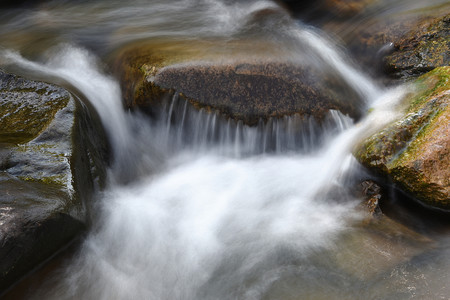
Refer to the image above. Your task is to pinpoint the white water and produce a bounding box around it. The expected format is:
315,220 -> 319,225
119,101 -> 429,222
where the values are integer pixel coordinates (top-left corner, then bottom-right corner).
291,28 -> 380,102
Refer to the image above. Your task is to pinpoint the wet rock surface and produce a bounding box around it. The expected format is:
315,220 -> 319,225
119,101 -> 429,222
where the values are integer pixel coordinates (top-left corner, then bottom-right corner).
152,62 -> 362,125
355,67 -> 450,210
360,180 -> 382,217
321,3 -> 450,79
0,71 -> 70,144
115,42 -> 364,126
383,15 -> 450,78
0,70 -> 108,292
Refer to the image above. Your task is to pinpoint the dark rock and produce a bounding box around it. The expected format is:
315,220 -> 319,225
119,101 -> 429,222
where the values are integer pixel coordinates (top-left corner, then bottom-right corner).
361,180 -> 382,217
355,67 -> 450,210
0,69 -> 108,292
151,62 -> 362,125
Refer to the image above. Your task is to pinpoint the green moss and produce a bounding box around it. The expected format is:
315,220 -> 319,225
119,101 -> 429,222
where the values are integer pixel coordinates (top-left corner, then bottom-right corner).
390,67 -> 450,166
355,67 -> 449,208
392,107 -> 445,167
18,174 -> 67,186
408,66 -> 450,110
0,91 -> 70,144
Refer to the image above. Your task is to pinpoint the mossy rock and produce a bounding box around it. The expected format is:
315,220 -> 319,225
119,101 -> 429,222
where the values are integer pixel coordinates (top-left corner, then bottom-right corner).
114,39 -> 364,125
0,71 -> 70,144
0,69 -> 109,292
355,66 -> 450,210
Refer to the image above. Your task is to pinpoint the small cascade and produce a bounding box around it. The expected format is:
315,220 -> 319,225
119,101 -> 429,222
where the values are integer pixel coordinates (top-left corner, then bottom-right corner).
145,93 -> 354,157
291,27 -> 380,103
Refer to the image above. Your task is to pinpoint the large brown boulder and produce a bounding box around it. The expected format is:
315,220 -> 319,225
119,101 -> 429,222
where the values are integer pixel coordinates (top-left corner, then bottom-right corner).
114,41 -> 364,125
0,70 -> 108,291
355,67 -> 450,210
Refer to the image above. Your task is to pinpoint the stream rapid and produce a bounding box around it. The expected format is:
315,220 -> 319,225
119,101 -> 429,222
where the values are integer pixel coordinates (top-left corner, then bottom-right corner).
1,0 -> 450,299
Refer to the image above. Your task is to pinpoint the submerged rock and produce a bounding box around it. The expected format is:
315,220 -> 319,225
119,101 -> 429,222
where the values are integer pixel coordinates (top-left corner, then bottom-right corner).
115,41 -> 364,126
355,67 -> 450,210
330,214 -> 434,281
0,70 -> 108,291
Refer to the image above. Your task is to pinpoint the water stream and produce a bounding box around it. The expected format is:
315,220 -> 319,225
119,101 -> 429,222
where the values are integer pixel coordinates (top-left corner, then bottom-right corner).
1,0 -> 450,299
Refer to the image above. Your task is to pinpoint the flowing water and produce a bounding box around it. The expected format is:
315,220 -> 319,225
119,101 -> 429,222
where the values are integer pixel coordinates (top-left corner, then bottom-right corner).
1,0 -> 450,299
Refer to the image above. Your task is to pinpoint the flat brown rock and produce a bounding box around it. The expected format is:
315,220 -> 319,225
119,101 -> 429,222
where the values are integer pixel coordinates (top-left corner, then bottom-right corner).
150,62 -> 362,125
115,41 -> 364,125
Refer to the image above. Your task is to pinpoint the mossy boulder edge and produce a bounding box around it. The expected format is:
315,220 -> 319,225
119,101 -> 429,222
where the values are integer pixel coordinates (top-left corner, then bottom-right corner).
0,69 -> 109,292
355,67 -> 450,210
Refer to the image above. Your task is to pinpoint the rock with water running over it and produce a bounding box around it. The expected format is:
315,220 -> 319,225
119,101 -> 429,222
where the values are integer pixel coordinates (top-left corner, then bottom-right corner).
0,69 -> 109,291
114,41 -> 364,126
355,66 -> 450,210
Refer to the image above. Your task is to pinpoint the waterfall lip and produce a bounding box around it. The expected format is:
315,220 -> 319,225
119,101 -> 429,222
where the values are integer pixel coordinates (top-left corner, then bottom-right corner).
136,59 -> 367,126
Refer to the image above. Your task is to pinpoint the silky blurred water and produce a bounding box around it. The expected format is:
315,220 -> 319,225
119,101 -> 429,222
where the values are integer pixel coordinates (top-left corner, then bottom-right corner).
0,0 -> 449,299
